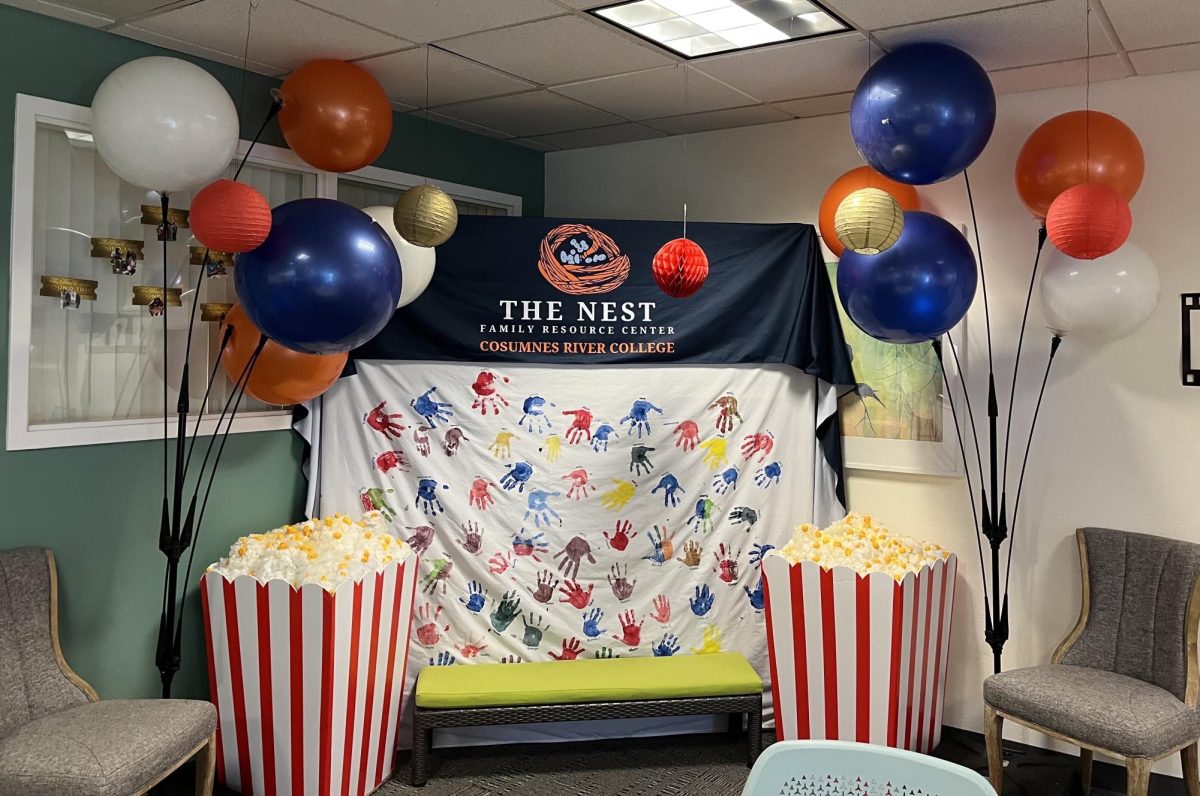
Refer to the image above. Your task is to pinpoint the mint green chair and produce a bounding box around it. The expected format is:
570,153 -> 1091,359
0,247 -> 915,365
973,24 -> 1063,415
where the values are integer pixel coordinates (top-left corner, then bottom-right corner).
741,740 -> 995,795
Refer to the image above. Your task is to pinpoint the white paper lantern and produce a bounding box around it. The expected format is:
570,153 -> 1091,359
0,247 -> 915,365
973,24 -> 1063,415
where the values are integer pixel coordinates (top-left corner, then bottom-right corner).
363,205 -> 437,308
833,188 -> 904,254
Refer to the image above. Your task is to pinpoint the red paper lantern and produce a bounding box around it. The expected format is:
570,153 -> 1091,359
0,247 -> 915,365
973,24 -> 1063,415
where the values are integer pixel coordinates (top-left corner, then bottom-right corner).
652,237 -> 709,298
1046,182 -> 1132,260
190,179 -> 272,253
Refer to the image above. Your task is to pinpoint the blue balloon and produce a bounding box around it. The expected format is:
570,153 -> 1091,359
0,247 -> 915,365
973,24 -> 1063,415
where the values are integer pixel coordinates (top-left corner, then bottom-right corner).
850,43 -> 996,185
837,211 -> 977,344
235,198 -> 401,354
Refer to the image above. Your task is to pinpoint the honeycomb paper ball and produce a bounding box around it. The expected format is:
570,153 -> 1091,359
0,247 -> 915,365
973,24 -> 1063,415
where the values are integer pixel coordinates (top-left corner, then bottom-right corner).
652,237 -> 709,298
834,188 -> 905,254
1046,182 -> 1132,260
189,179 -> 272,253
393,184 -> 458,248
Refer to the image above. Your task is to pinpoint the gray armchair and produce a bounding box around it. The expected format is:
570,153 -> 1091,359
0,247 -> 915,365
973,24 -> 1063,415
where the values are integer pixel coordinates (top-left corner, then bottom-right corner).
0,547 -> 217,795
984,527 -> 1200,796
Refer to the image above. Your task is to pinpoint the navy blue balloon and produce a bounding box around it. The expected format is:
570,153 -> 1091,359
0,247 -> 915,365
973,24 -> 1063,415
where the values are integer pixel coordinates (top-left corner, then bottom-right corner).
235,198 -> 401,354
850,43 -> 996,185
837,211 -> 977,344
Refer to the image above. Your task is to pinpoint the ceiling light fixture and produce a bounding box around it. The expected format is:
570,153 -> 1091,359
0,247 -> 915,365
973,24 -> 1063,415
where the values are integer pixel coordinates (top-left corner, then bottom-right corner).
593,0 -> 849,59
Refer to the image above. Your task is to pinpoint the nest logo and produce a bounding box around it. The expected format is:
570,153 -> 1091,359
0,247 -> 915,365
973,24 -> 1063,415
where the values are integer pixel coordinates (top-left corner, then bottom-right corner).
537,223 -> 630,294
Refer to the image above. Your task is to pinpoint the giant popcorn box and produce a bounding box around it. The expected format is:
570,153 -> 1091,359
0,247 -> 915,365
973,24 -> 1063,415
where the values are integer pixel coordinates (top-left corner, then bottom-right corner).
201,558 -> 419,795
761,553 -> 957,753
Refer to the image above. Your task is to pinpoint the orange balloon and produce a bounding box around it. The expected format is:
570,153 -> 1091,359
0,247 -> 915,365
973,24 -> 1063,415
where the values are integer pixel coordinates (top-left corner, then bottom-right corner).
819,167 -> 920,256
1015,110 -> 1144,218
220,305 -> 347,406
278,59 -> 392,173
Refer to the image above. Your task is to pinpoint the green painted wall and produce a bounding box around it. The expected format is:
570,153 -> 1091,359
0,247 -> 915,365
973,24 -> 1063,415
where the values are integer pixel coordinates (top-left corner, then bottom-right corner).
0,5 -> 543,700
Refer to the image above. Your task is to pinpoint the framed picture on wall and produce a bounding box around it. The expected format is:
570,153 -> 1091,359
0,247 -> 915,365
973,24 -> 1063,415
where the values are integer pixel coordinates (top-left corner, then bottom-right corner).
826,261 -> 966,477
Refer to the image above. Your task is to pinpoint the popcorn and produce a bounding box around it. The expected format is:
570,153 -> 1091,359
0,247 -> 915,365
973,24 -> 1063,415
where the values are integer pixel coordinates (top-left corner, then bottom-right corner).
775,512 -> 949,580
206,511 -> 410,590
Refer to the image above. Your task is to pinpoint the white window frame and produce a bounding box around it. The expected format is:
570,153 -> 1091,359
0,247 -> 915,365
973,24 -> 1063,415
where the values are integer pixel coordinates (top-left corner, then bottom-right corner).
7,93 -> 522,450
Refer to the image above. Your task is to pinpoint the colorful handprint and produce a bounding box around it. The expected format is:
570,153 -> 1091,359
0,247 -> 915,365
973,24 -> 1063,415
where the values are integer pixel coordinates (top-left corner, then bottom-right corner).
562,468 -> 595,500
558,579 -> 594,609
415,477 -> 448,515
673,419 -> 700,451
755,461 -> 782,488
600,478 -> 636,511
687,494 -> 717,533
712,466 -> 739,494
652,634 -> 680,657
359,486 -> 396,522
372,450 -> 409,476
562,407 -> 593,444
642,525 -> 674,566
411,387 -> 453,427
489,428 -> 517,459
519,395 -> 554,434
620,398 -> 663,437
698,436 -> 728,471
613,610 -> 643,647
470,370 -> 509,415
602,519 -> 637,552
459,580 -> 487,613
554,536 -> 596,580
712,543 -> 741,584
489,590 -> 522,633
421,556 -> 452,595
708,393 -> 742,434
629,445 -> 655,475
689,584 -> 715,617
607,562 -> 636,602
500,461 -> 534,492
468,477 -> 496,510
651,473 -> 685,507
740,431 -> 774,463
511,529 -> 549,562
524,489 -> 562,527
364,401 -> 405,440
592,424 -> 615,453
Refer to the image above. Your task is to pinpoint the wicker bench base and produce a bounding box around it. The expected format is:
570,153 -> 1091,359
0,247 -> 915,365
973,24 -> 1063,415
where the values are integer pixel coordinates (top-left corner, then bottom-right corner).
409,693 -> 763,786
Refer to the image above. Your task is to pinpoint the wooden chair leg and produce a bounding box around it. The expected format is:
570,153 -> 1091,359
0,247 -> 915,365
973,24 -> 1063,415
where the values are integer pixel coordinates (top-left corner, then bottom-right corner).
1126,757 -> 1152,796
1079,748 -> 1093,794
1182,742 -> 1200,796
194,732 -> 216,796
984,705 -> 1004,792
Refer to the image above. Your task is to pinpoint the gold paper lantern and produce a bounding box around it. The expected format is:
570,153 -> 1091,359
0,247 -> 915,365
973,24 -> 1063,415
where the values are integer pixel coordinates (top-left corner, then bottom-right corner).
833,188 -> 904,255
393,184 -> 458,248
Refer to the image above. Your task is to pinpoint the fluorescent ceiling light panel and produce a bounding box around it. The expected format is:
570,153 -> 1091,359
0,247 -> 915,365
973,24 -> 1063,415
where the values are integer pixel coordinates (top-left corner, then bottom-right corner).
592,0 -> 848,58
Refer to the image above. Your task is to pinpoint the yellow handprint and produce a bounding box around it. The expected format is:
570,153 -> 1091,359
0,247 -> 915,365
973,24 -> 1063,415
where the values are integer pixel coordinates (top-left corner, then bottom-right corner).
600,478 -> 636,511
693,625 -> 724,655
698,436 -> 728,471
490,429 -> 516,459
544,435 -> 562,463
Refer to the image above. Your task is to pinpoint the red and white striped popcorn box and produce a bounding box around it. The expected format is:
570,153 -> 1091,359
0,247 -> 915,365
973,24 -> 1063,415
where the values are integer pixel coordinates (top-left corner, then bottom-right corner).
761,553 -> 958,753
201,557 -> 419,796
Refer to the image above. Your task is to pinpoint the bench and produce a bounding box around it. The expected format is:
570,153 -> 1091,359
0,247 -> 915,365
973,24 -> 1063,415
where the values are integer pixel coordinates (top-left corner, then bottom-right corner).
409,652 -> 764,786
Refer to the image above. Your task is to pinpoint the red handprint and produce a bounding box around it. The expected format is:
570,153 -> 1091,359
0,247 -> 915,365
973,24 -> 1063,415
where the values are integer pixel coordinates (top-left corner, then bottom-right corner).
602,520 -> 637,551
708,394 -> 742,434
562,468 -> 596,500
469,477 -> 495,510
562,408 -> 593,444
456,638 -> 488,659
673,420 -> 700,451
740,432 -> 774,463
712,543 -> 741,584
364,402 -> 406,440
470,371 -> 510,415
612,610 -> 643,648
549,637 -> 584,661
413,604 -> 448,648
372,450 -> 409,476
557,579 -> 594,609
488,550 -> 514,575
651,594 -> 671,624
413,425 -> 431,457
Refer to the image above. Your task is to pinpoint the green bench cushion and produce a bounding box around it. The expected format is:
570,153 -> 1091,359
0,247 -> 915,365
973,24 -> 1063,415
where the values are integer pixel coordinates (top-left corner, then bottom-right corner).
415,652 -> 763,709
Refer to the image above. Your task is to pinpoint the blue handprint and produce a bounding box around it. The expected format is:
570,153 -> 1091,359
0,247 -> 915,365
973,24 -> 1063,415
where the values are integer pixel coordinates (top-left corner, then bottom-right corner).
500,461 -> 534,492
415,477 -> 448,515
459,581 -> 487,613
748,543 -> 775,568
591,424 -> 615,453
411,387 -> 453,427
642,525 -> 670,566
620,398 -> 663,438
744,580 -> 765,611
652,634 -> 680,657
690,584 -> 715,617
651,473 -> 685,507
713,466 -> 739,495
754,461 -> 782,488
429,651 -> 456,666
687,495 -> 717,533
519,395 -> 554,434
523,489 -> 562,527
582,607 -> 606,639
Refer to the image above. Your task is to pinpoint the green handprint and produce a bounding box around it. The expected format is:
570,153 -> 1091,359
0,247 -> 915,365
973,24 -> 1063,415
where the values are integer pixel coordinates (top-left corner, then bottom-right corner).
359,486 -> 396,522
593,647 -> 620,659
490,590 -> 522,633
521,613 -> 547,649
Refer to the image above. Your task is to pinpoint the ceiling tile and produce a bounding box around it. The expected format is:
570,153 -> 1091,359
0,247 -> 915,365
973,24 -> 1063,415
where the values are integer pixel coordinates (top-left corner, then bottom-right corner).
113,23 -> 285,73
439,15 -> 674,85
0,0 -> 113,26
130,0 -> 408,72
1099,0 -> 1200,50
691,33 -> 867,103
433,90 -> 625,137
553,65 -> 753,120
643,103 -> 791,135
773,92 -> 853,117
298,0 -> 566,43
357,46 -> 536,107
874,0 -> 1115,72
424,110 -> 516,139
821,0 -> 1031,30
555,0 -> 610,7
989,54 -> 1129,94
529,122 -> 665,149
513,137 -> 559,152
1129,42 -> 1200,75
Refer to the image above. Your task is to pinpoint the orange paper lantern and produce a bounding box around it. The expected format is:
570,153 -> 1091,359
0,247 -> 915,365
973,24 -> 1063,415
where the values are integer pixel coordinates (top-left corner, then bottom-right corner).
652,238 -> 708,298
1046,183 -> 1132,260
819,166 -> 920,256
190,179 -> 271,253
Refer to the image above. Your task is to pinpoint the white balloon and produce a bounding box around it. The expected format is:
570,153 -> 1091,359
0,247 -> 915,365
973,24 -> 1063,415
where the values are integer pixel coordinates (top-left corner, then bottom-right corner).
92,56 -> 239,193
1038,243 -> 1160,342
363,205 -> 437,308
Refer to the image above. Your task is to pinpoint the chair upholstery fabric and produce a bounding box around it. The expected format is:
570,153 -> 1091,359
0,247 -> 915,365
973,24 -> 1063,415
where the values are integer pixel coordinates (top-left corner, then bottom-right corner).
985,664 -> 1200,757
0,548 -> 90,740
1060,527 -> 1200,702
0,699 -> 216,796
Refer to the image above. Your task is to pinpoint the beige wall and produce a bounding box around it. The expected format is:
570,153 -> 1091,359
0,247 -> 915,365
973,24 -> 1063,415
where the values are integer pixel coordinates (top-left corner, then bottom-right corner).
545,68 -> 1200,775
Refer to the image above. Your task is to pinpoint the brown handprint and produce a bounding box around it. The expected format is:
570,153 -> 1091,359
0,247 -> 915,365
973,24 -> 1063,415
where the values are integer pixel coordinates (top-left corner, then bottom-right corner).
413,424 -> 431,457
651,594 -> 671,624
708,394 -> 742,434
607,562 -> 637,602
458,521 -> 483,554
443,427 -> 469,457
677,539 -> 703,569
553,535 -> 596,580
405,525 -> 435,555
528,569 -> 559,604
